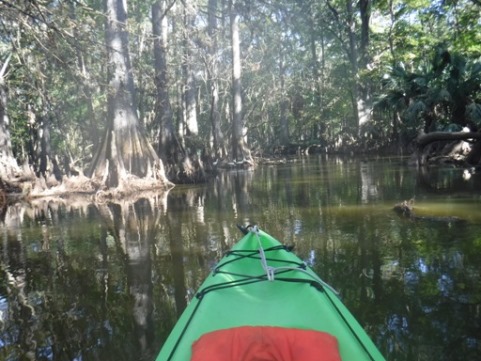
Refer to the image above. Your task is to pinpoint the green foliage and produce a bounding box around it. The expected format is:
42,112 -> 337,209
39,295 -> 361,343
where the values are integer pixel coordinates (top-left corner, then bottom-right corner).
376,43 -> 481,140
1,0 -> 480,169
466,102 -> 481,126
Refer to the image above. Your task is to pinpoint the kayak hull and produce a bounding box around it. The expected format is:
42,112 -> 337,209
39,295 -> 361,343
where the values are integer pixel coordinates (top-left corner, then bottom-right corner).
156,228 -> 385,361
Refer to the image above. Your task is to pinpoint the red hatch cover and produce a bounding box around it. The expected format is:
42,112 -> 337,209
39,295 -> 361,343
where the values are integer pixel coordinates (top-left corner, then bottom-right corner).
191,326 -> 342,361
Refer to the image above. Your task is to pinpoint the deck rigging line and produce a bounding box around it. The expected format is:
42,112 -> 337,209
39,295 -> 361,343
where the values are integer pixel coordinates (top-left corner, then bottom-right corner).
166,227 -> 376,361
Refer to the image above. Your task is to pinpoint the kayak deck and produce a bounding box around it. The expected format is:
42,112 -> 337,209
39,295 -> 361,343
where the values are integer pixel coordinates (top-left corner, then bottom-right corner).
156,227 -> 385,361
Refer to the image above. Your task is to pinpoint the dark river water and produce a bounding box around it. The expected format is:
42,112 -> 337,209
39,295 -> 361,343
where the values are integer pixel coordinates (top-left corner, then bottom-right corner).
1,156 -> 481,361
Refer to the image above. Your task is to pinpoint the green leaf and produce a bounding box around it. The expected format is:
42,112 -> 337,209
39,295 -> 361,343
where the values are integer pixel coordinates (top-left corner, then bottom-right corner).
466,102 -> 481,125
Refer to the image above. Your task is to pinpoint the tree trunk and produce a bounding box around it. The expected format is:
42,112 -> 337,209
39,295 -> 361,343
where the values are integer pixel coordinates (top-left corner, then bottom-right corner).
68,1 -> 99,152
229,0 -> 252,165
152,1 -> 204,183
344,0 -> 372,135
182,3 -> 198,137
152,1 -> 179,161
207,0 -> 227,161
357,0 -> 372,134
308,2 -> 326,143
279,48 -> 289,145
0,54 -> 20,180
169,4 -> 185,149
88,0 -> 171,191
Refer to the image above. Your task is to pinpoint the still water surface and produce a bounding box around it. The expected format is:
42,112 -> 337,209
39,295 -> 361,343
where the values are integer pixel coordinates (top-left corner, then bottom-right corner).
1,156 -> 481,361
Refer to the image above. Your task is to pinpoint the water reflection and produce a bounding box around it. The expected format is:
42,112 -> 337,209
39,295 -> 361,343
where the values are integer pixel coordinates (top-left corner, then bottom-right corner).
100,200 -> 157,356
1,156 -> 481,361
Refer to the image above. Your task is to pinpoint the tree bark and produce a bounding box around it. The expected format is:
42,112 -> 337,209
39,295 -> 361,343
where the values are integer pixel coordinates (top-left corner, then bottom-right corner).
308,3 -> 326,143
207,0 -> 227,160
229,0 -> 252,164
68,1 -> 98,152
152,1 -> 204,183
152,1 -> 178,160
182,2 -> 198,136
279,46 -> 289,145
88,0 -> 171,191
0,54 -> 20,180
329,0 -> 372,135
357,0 -> 372,134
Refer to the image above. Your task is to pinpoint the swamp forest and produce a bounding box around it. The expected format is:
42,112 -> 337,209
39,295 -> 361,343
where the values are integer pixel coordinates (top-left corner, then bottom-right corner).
0,0 -> 481,361
0,0 -> 480,197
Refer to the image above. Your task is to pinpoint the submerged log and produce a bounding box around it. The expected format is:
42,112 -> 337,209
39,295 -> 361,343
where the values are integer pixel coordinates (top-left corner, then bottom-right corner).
393,199 -> 415,218
393,199 -> 465,223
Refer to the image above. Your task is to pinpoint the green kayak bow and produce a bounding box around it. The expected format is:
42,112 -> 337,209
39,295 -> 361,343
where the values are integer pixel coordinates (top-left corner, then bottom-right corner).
156,226 -> 385,361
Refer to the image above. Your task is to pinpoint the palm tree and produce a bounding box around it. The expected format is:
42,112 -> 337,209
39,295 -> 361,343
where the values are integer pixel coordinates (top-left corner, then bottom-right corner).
377,47 -> 481,137
376,46 -> 481,165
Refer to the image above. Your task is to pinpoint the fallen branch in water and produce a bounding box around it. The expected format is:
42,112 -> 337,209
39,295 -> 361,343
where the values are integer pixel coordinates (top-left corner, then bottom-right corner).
392,198 -> 465,223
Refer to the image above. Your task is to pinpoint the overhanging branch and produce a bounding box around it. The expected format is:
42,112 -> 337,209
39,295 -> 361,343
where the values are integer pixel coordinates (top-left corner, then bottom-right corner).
416,131 -> 481,147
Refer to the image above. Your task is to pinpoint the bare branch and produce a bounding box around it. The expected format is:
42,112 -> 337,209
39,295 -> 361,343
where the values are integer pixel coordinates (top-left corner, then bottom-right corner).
0,53 -> 12,79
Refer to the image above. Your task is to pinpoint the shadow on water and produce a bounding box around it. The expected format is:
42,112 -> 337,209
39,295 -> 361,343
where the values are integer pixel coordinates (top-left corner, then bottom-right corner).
1,199 -> 157,361
1,156 -> 481,361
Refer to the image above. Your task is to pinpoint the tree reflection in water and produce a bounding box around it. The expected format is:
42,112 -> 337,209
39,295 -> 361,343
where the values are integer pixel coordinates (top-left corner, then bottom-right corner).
0,158 -> 481,361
